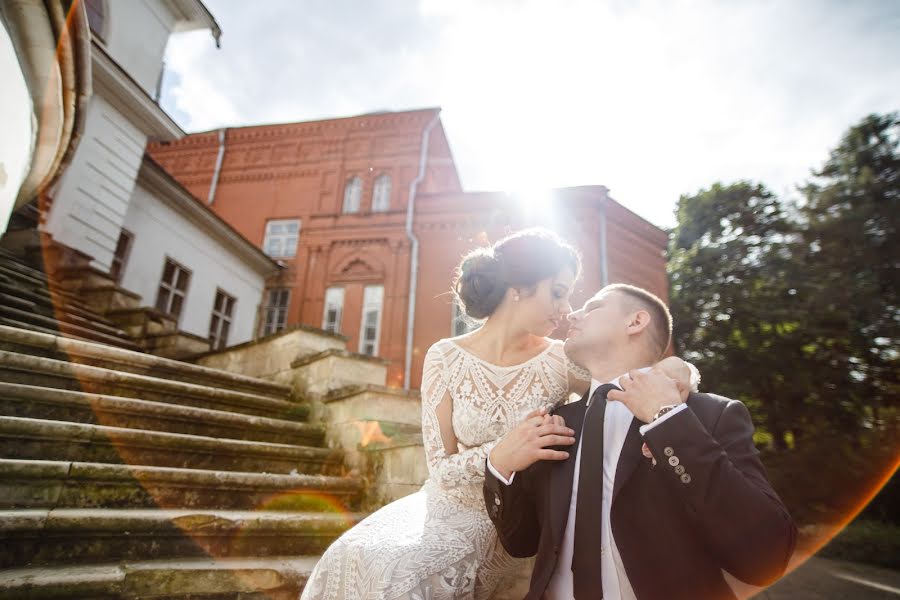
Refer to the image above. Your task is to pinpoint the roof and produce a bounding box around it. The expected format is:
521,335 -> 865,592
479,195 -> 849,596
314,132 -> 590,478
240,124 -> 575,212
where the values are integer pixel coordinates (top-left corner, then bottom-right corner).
185,107 -> 442,136
139,155 -> 282,274
167,0 -> 222,46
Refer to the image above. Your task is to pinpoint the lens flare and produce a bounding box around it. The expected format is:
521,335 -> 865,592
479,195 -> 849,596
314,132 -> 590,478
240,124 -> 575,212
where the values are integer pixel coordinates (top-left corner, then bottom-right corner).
15,4 -> 896,592
355,420 -> 393,448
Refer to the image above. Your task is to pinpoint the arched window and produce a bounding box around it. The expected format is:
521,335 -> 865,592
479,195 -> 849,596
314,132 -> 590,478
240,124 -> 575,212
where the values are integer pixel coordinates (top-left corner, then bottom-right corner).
85,0 -> 108,42
342,176 -> 362,213
372,174 -> 391,212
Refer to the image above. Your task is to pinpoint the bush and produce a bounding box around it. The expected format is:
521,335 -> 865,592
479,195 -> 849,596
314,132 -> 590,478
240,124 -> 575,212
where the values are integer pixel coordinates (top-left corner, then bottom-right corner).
816,520 -> 900,570
760,431 -> 897,526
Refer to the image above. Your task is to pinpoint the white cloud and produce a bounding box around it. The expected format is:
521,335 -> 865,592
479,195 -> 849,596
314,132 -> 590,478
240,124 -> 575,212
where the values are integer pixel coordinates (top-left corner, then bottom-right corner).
162,0 -> 900,227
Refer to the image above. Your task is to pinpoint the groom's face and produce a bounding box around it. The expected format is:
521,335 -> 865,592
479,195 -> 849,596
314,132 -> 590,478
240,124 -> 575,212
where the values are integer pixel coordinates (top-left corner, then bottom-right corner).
564,289 -> 628,364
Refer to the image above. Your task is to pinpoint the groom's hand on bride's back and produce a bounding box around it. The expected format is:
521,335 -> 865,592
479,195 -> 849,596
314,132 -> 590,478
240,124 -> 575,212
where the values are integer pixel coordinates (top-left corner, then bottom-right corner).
489,408 -> 575,480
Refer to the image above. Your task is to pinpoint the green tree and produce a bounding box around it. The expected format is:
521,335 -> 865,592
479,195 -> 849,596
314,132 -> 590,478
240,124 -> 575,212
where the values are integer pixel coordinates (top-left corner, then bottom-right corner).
669,181 -> 802,449
797,112 -> 900,436
667,112 -> 900,524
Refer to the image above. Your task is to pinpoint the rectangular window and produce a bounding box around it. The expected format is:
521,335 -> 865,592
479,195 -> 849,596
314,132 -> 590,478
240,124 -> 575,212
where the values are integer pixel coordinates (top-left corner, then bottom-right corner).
209,289 -> 236,351
84,0 -> 106,41
322,286 -> 344,334
372,174 -> 391,212
109,228 -> 133,284
263,219 -> 300,258
155,258 -> 191,323
262,288 -> 290,336
451,299 -> 480,337
358,284 -> 384,356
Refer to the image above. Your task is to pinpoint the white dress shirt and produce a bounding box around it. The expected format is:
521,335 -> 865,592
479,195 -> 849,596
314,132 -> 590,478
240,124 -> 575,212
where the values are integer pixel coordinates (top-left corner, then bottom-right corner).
488,372 -> 687,600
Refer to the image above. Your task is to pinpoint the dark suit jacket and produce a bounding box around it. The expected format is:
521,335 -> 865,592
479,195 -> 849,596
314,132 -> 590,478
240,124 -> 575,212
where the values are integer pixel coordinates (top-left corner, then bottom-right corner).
483,391 -> 797,600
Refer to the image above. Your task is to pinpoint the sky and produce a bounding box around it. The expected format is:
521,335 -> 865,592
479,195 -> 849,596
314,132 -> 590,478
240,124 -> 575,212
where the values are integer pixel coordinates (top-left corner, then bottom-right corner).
160,0 -> 900,228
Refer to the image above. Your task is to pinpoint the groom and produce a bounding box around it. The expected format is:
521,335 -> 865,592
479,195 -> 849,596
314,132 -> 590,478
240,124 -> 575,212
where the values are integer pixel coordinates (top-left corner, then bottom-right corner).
484,283 -> 796,600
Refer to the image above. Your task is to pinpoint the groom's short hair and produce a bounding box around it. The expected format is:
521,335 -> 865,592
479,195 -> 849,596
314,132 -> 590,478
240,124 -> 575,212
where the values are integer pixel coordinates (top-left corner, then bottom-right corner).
603,283 -> 673,358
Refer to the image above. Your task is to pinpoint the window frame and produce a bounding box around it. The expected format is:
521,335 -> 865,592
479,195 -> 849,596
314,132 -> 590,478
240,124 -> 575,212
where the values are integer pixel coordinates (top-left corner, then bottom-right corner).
262,219 -> 300,258
109,228 -> 134,284
84,0 -> 108,43
261,288 -> 290,336
342,176 -> 362,214
155,257 -> 192,325
451,298 -> 480,337
358,284 -> 384,356
208,288 -> 236,351
371,173 -> 391,212
322,286 -> 345,334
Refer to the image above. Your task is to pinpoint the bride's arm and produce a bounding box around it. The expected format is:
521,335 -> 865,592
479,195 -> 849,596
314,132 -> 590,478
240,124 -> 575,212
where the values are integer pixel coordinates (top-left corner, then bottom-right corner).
566,352 -> 700,400
421,345 -> 498,488
566,354 -> 591,398
655,356 -> 701,398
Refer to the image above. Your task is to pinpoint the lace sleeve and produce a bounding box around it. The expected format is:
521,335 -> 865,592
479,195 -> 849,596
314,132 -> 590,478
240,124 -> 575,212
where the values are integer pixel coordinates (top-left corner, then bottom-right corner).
686,360 -> 701,392
565,353 -> 592,398
420,345 -> 498,488
655,356 -> 701,393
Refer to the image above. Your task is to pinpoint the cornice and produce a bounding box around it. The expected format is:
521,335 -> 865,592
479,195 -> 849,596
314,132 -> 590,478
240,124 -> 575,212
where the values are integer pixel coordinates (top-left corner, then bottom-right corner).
219,168 -> 321,184
90,41 -> 182,140
165,108 -> 440,147
160,0 -> 222,44
138,156 -> 281,275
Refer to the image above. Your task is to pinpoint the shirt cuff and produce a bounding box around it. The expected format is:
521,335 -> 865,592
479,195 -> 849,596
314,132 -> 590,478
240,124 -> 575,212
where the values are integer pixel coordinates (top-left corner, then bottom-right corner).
487,456 -> 516,485
639,403 -> 689,435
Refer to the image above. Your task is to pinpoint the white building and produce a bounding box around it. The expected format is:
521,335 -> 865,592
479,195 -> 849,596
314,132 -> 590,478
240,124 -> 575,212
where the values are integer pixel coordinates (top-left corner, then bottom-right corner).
122,158 -> 277,348
43,0 -> 220,269
15,0 -> 279,349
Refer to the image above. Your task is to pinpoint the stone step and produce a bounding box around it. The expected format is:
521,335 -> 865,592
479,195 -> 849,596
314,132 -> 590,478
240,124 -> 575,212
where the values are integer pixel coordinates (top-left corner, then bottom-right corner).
0,350 -> 306,420
0,317 -> 100,347
0,555 -> 319,599
0,291 -> 32,311
0,459 -> 363,512
78,283 -> 143,313
105,305 -> 178,338
0,325 -> 292,398
0,509 -> 363,569
0,264 -> 86,308
0,416 -> 343,475
0,280 -> 116,327
0,297 -> 132,341
0,382 -> 315,445
0,257 -> 52,286
0,253 -> 82,289
0,305 -> 139,351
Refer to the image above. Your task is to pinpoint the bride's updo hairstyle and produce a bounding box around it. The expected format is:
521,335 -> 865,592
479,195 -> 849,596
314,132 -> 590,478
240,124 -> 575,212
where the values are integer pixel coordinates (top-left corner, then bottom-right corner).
453,228 -> 581,320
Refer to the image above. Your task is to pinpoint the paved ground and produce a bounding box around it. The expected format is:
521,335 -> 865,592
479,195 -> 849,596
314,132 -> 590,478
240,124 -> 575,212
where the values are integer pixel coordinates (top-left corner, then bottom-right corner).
498,555 -> 899,599
732,557 -> 900,599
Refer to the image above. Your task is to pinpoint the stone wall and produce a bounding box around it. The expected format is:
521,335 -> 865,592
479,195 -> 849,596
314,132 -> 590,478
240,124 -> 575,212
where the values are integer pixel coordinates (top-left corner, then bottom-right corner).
193,325 -> 428,508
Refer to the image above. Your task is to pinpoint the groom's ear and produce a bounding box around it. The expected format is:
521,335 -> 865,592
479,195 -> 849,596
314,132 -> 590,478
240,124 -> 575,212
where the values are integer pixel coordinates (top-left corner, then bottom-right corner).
625,310 -> 652,336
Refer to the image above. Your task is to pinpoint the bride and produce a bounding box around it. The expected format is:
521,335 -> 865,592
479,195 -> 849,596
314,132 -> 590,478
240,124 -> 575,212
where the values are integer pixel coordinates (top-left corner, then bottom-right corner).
301,228 -> 697,599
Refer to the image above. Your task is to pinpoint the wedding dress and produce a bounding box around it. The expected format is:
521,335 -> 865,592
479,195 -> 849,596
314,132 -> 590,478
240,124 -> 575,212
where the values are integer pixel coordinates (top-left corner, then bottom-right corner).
300,338 -> 590,600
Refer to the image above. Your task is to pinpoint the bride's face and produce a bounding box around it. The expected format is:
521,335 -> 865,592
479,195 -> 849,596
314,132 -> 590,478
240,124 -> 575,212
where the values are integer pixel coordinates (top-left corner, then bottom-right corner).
514,267 -> 576,337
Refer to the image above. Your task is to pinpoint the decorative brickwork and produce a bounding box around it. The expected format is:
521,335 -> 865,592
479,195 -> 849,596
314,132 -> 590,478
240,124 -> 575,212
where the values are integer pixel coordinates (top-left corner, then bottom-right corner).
148,109 -> 670,387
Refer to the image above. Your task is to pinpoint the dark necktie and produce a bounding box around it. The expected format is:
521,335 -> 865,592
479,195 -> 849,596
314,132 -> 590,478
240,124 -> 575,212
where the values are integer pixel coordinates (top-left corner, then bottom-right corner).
572,383 -> 620,599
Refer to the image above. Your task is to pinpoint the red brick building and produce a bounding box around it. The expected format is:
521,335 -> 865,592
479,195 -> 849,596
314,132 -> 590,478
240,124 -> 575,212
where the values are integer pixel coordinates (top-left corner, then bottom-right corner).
147,108 -> 669,389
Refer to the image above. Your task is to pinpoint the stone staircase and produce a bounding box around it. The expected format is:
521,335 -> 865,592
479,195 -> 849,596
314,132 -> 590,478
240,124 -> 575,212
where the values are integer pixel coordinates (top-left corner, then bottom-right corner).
0,247 -> 140,352
0,250 -> 367,598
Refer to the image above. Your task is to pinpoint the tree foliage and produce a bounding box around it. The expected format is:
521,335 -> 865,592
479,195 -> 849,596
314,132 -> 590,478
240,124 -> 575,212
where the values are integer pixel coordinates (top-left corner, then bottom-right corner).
668,113 -> 899,522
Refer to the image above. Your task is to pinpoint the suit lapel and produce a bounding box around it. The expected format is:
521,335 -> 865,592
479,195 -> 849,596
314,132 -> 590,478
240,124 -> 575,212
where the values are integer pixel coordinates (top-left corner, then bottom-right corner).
549,392 -> 589,544
613,416 -> 644,502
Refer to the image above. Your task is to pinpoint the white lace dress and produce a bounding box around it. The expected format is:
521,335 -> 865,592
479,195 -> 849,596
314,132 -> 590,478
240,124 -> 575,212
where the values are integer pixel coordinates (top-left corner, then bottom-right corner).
300,338 -> 590,600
